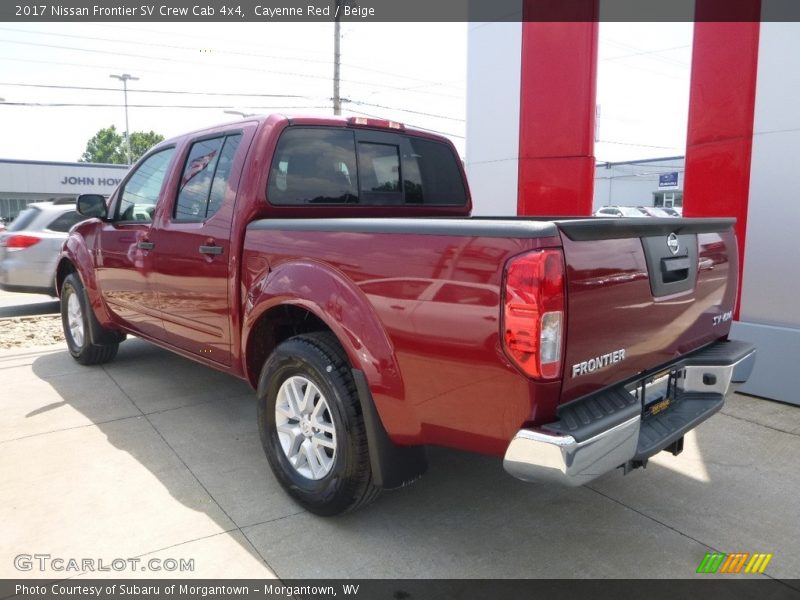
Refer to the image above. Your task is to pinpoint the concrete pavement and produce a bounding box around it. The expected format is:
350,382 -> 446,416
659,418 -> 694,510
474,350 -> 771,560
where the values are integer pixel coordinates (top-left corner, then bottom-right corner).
1,338 -> 799,581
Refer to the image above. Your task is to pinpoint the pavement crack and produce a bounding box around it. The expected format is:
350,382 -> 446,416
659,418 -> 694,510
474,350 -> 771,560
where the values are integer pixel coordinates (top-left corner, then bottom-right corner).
586,484 -> 717,551
100,364 -> 279,574
240,509 -> 307,531
719,410 -> 799,438
0,413 -> 141,445
585,485 -> 794,586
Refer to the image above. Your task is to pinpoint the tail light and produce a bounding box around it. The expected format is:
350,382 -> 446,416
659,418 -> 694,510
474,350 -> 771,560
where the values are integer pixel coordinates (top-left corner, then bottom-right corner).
502,249 -> 566,380
2,234 -> 42,250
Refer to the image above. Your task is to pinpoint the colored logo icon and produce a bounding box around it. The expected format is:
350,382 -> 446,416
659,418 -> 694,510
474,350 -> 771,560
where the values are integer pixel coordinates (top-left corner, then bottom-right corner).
696,552 -> 773,574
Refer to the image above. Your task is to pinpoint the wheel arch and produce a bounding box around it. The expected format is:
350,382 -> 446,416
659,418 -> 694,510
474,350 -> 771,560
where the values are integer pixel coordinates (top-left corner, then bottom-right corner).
242,260 -> 427,488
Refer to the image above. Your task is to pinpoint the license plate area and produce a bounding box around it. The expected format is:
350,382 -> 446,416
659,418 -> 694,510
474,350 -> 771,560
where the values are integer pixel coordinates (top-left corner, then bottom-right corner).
627,368 -> 681,418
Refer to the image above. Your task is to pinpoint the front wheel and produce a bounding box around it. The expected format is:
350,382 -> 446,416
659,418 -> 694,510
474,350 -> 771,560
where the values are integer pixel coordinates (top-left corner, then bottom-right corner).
61,273 -> 119,365
257,332 -> 380,515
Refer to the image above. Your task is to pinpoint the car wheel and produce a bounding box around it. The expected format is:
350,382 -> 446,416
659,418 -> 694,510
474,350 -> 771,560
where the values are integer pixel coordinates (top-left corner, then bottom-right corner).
60,273 -> 119,365
257,332 -> 381,515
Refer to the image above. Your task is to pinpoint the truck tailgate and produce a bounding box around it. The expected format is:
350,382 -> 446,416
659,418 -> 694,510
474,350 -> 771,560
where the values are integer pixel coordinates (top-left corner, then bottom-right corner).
555,217 -> 738,404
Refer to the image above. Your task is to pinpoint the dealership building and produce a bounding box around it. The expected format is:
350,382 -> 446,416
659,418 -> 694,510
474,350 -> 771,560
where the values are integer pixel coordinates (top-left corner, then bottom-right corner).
0,159 -> 128,223
467,15 -> 799,404
593,157 -> 685,212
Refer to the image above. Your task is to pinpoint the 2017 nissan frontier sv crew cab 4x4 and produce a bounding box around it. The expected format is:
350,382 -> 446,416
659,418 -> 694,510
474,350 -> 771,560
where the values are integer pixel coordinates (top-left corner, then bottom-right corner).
57,114 -> 756,515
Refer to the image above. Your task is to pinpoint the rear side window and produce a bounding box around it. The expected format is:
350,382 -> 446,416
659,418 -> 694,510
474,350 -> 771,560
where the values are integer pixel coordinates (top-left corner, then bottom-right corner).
7,207 -> 40,232
267,127 -> 466,207
46,210 -> 86,233
174,134 -> 243,221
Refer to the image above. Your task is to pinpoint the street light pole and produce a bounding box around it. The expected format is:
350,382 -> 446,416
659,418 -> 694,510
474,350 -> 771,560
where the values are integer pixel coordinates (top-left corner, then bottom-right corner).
110,73 -> 139,165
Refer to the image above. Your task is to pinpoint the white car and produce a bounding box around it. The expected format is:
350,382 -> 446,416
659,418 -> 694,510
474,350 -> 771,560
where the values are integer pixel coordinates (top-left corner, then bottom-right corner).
594,206 -> 648,218
0,200 -> 88,295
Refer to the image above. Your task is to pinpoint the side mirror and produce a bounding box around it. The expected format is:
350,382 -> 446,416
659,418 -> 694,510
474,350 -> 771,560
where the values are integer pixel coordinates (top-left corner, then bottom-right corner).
76,194 -> 108,219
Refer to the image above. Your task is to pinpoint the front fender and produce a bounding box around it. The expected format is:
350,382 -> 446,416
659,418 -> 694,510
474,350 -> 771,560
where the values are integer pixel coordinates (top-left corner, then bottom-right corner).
59,221 -> 115,329
242,259 -> 421,441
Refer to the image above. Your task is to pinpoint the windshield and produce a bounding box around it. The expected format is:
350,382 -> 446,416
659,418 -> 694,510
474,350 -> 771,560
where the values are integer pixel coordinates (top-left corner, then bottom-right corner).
618,206 -> 648,217
7,207 -> 41,232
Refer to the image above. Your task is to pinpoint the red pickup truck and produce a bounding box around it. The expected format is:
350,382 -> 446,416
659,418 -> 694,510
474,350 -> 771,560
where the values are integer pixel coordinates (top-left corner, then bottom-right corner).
57,114 -> 755,515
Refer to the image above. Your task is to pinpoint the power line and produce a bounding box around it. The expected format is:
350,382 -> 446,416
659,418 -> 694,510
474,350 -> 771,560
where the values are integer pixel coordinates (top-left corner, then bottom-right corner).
0,82 -> 465,123
597,139 -> 682,150
342,98 -> 465,123
0,81 -> 315,100
601,43 -> 691,64
0,38 -> 464,99
344,107 -> 465,139
601,37 -> 691,68
1,102 -> 331,110
0,26 -> 464,90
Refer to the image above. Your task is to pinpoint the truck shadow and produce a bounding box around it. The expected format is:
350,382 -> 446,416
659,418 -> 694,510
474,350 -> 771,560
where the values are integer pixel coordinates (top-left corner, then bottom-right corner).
28,340 -> 795,578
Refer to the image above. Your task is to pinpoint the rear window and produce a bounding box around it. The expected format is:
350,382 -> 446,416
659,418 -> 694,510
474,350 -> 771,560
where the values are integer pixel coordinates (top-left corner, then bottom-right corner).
7,207 -> 41,232
268,129 -> 358,205
46,210 -> 86,233
267,127 -> 466,207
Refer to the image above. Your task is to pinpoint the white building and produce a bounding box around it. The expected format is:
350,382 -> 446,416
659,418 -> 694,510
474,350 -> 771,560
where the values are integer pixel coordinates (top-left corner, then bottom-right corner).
466,19 -> 800,404
593,157 -> 685,212
0,159 -> 128,223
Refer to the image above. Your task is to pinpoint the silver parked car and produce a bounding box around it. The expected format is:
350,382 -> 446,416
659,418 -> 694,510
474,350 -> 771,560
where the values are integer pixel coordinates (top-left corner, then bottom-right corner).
594,205 -> 649,218
0,200 -> 88,296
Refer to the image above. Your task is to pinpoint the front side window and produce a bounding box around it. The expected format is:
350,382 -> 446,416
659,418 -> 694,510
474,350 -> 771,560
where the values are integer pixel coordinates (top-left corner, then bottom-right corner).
118,148 -> 175,222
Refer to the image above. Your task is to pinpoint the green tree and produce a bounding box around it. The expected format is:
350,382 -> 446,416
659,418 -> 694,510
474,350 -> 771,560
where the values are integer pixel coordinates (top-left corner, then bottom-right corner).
79,126 -> 125,164
79,126 -> 165,164
129,130 -> 165,161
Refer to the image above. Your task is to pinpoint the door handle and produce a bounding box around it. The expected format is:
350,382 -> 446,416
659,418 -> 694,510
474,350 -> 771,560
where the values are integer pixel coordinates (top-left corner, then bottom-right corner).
137,240 -> 155,250
199,245 -> 224,255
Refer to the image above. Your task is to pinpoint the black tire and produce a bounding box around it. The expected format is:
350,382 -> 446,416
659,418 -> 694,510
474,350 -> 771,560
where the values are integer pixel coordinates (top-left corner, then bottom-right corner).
257,332 -> 381,516
60,273 -> 119,365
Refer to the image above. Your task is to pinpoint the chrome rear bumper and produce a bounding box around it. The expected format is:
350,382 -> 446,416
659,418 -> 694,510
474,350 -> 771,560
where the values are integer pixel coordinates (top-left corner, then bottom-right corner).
503,340 -> 756,486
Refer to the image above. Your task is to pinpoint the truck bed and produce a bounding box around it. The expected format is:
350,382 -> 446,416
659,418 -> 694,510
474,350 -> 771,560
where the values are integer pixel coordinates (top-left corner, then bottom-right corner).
242,215 -> 739,453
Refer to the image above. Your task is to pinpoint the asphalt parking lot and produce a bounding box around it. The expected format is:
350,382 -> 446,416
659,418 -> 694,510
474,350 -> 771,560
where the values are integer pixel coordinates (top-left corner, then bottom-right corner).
1,333 -> 799,582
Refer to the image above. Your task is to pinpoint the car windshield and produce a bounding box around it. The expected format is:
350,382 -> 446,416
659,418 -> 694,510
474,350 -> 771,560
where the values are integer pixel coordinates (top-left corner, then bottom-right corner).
7,207 -> 41,232
618,206 -> 648,217
646,207 -> 673,217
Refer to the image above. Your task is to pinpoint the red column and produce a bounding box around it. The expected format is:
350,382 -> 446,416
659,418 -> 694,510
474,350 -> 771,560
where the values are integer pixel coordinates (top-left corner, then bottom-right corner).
683,2 -> 760,316
517,2 -> 599,216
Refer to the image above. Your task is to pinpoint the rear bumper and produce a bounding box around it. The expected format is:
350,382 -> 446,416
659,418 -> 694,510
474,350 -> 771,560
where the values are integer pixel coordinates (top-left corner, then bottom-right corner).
0,257 -> 57,294
503,339 -> 756,486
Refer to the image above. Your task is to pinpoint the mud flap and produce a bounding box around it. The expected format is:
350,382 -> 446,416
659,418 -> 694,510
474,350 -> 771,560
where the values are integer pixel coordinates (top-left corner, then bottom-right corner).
351,369 -> 428,489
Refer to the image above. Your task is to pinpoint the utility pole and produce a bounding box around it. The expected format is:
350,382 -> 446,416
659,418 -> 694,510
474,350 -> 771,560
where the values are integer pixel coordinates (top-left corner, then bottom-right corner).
109,73 -> 139,165
333,0 -> 342,115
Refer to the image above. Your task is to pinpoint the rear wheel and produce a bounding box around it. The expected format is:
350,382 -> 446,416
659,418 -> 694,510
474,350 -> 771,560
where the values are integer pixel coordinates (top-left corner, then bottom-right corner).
60,273 -> 119,365
257,332 -> 380,515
